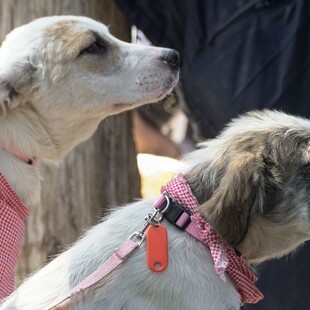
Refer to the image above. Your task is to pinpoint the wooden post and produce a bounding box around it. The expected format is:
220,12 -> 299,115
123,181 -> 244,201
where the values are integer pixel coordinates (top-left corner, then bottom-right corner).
0,0 -> 140,283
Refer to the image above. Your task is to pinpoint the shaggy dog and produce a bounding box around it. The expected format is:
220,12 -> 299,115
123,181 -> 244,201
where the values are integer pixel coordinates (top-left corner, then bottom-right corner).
0,15 -> 179,300
2,110 -> 310,310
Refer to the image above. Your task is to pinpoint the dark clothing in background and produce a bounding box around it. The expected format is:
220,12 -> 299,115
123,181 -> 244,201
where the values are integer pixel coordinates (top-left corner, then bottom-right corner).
116,0 -> 310,139
115,0 -> 310,309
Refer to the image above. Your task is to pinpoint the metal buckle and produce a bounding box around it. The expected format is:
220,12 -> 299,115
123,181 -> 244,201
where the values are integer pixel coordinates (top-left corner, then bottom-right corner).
163,198 -> 192,230
129,196 -> 170,247
129,231 -> 146,246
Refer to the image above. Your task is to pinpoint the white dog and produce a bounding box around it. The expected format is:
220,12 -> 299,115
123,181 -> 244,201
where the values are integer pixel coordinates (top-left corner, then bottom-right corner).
0,15 -> 179,300
2,110 -> 310,310
0,15 -> 179,207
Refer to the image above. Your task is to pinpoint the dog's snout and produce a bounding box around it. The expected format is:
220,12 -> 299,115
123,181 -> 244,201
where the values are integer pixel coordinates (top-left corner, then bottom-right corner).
161,49 -> 180,70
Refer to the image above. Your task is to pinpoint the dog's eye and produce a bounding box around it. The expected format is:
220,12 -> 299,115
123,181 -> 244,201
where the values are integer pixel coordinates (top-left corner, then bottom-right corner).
82,41 -> 106,55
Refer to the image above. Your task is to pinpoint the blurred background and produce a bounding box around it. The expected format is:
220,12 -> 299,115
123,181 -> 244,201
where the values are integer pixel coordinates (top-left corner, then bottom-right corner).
1,1 -> 310,309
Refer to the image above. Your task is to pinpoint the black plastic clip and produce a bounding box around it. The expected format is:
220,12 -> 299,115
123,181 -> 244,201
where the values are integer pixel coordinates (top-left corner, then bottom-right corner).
164,196 -> 192,230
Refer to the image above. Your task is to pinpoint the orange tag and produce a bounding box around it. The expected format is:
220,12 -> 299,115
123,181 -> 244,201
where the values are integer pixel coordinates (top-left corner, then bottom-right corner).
146,224 -> 168,272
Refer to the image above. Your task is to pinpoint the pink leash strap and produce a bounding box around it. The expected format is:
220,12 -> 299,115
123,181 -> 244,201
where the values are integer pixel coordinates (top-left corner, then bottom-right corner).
48,239 -> 138,310
48,201 -> 165,309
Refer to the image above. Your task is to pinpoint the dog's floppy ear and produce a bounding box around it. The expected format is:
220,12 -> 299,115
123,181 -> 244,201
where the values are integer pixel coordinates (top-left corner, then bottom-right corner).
0,58 -> 38,118
199,152 -> 263,247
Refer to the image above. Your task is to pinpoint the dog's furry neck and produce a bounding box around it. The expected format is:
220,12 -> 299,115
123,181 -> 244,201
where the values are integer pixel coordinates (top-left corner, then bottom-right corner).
0,149 -> 41,207
0,102 -> 60,158
0,101 -> 102,208
0,103 -> 55,207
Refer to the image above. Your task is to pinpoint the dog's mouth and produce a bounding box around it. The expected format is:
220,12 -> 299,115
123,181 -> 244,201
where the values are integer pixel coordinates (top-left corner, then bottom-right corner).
112,70 -> 179,112
114,103 -> 133,109
154,72 -> 179,100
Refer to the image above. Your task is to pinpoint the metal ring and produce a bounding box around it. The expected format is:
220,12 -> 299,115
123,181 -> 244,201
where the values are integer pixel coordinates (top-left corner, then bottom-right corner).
152,212 -> 164,223
153,194 -> 170,214
129,231 -> 145,246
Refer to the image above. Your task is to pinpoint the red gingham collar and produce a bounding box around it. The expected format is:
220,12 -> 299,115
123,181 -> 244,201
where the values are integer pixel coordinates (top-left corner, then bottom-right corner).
0,173 -> 29,300
161,174 -> 263,305
0,174 -> 28,220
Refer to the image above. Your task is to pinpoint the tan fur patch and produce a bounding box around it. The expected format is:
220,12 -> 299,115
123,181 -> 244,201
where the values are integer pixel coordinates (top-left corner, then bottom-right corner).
43,21 -> 95,61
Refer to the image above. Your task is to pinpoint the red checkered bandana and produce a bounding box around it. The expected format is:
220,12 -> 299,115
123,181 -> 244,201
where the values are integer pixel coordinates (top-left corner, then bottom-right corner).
161,174 -> 263,305
0,173 -> 29,301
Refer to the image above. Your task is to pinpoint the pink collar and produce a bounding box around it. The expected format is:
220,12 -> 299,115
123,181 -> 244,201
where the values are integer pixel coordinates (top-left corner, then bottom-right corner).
49,174 -> 264,309
0,173 -> 29,300
160,174 -> 264,305
0,139 -> 39,165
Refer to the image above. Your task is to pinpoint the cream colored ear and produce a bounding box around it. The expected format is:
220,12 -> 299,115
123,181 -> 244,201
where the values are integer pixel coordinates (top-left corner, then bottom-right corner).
0,58 -> 38,118
0,101 -> 6,118
199,153 -> 262,247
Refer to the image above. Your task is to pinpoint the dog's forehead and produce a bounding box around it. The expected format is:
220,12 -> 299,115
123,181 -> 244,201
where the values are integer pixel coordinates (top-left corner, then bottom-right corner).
224,111 -> 310,153
228,110 -> 310,135
42,18 -> 111,58
185,111 -> 310,169
24,16 -> 109,37
43,17 -> 110,41
0,16 -> 110,60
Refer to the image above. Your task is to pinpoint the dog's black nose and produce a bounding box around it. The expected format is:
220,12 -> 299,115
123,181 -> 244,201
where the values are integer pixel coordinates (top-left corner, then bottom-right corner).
161,49 -> 180,70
